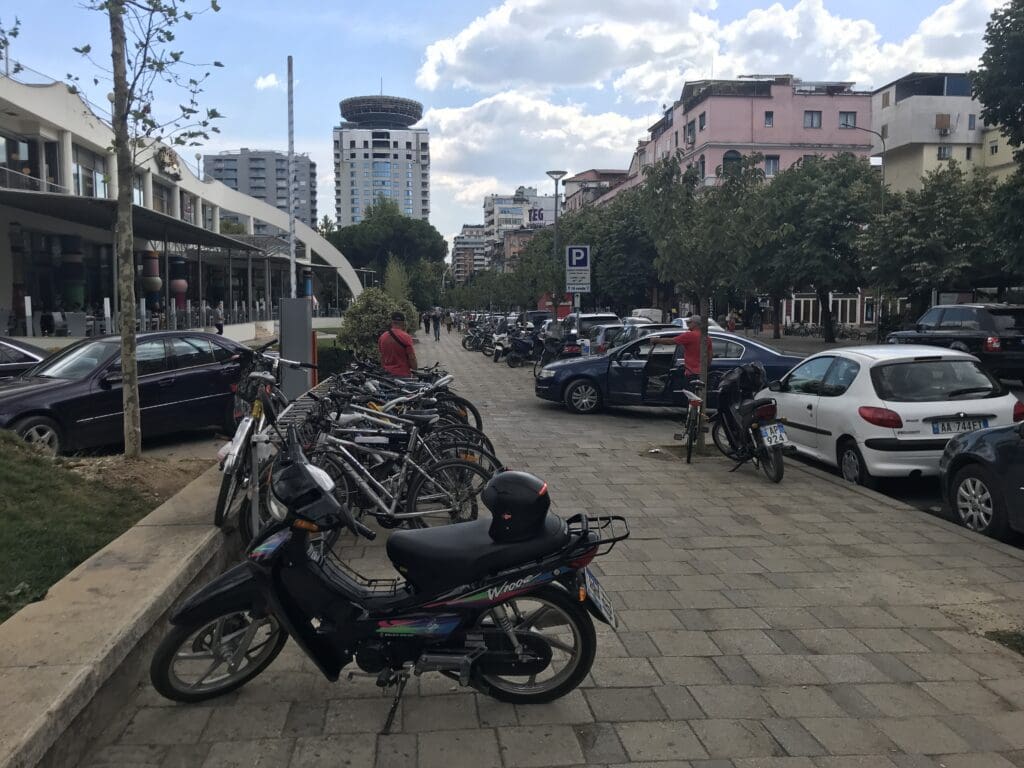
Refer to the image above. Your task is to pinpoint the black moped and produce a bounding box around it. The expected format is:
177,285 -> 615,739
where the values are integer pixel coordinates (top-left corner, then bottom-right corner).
150,423 -> 627,733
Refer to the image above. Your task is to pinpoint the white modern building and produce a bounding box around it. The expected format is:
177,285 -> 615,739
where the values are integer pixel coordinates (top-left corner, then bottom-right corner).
332,95 -> 430,227
0,62 -> 360,336
482,186 -> 556,242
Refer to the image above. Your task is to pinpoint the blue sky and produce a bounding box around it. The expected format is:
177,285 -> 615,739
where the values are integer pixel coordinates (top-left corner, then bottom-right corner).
8,0 -> 1000,244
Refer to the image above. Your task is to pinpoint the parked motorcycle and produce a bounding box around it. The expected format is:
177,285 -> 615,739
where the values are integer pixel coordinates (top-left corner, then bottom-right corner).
532,336 -> 583,379
505,328 -> 541,368
708,363 -> 787,483
151,422 -> 628,734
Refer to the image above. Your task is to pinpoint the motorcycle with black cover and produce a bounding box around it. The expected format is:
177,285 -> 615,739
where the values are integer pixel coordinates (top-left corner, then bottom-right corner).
151,418 -> 628,733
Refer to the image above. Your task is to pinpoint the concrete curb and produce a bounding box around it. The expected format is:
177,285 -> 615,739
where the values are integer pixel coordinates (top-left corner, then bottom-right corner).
788,460 -> 1024,565
0,465 -> 232,768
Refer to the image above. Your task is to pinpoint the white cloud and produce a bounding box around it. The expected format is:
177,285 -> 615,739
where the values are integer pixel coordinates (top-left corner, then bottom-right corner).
254,73 -> 282,91
422,90 -> 654,241
417,0 -> 999,101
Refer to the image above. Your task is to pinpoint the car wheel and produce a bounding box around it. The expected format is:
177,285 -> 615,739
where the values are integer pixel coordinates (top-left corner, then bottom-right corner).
837,439 -> 877,489
564,379 -> 602,414
952,464 -> 1008,540
14,415 -> 63,456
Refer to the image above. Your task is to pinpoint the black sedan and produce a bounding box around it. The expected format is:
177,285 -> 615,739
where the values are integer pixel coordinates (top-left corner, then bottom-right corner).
940,421 -> 1024,540
535,330 -> 804,414
0,338 -> 50,379
0,331 -> 246,455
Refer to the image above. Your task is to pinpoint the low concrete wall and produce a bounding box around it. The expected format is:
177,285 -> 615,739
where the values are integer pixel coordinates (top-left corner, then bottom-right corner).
0,467 -> 234,768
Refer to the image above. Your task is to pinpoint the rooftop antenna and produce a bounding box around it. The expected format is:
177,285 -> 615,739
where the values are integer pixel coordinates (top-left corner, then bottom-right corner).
380,77 -> 383,96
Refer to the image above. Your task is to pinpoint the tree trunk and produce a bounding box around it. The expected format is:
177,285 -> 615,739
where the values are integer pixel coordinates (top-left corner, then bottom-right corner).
771,294 -> 782,339
816,287 -> 835,344
696,295 -> 710,455
108,2 -> 142,460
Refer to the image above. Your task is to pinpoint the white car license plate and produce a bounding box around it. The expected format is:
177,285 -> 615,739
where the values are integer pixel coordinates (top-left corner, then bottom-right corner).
759,423 -> 788,446
931,418 -> 988,435
583,568 -> 617,628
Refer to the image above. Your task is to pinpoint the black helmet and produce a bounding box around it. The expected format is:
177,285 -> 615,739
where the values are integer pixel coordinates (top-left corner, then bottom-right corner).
482,471 -> 551,543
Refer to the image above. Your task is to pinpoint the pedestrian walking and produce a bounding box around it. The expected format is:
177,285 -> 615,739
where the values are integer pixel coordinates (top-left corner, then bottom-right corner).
422,312 -> 431,335
727,312 -> 737,333
431,310 -> 441,341
214,301 -> 225,335
378,312 -> 417,377
445,311 -> 453,334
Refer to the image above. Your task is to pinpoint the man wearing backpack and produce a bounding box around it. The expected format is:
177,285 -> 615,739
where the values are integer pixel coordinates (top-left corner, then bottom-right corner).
378,311 -> 418,377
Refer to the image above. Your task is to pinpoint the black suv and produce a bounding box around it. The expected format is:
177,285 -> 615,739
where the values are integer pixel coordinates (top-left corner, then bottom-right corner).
886,304 -> 1024,384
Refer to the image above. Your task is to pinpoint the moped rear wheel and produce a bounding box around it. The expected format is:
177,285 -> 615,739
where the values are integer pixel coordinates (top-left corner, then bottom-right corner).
471,585 -> 595,705
758,445 -> 785,483
710,420 -> 739,460
150,610 -> 287,703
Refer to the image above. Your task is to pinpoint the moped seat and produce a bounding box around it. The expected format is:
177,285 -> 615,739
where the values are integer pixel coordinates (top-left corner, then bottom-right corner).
386,515 -> 570,594
402,410 -> 440,427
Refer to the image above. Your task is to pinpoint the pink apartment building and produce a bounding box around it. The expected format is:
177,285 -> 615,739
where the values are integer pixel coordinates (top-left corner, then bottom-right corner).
650,75 -> 874,181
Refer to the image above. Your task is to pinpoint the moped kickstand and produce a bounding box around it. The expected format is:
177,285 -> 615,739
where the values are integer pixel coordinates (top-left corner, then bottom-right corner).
377,668 -> 409,736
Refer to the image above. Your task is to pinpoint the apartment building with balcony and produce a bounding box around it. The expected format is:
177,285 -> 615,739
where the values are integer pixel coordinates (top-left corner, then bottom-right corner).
332,95 -> 430,227
869,73 -> 986,192
563,169 -> 628,213
482,186 -> 557,242
647,75 -> 873,183
451,224 -> 487,284
203,148 -> 317,234
0,64 -> 360,336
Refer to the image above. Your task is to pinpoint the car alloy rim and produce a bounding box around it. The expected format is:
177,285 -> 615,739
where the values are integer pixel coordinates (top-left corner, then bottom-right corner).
23,425 -> 58,454
956,477 -> 993,531
841,449 -> 860,482
571,384 -> 598,411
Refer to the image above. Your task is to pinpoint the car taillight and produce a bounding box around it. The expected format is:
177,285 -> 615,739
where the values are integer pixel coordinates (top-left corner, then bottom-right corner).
858,406 -> 903,428
569,547 -> 598,569
597,344 -> 606,353
754,402 -> 777,421
1014,401 -> 1024,423
564,345 -> 580,354
984,336 -> 1002,353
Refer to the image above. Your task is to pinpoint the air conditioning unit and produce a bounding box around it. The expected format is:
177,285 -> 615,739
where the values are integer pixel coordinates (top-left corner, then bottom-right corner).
938,128 -> 950,137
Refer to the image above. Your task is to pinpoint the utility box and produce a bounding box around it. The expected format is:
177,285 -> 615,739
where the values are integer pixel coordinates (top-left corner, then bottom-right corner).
279,297 -> 313,401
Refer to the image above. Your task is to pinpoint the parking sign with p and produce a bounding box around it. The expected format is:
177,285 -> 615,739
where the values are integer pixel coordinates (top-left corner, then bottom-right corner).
566,245 -> 589,268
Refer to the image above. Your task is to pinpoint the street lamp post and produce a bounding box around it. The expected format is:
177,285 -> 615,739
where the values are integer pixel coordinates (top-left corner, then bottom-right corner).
841,123 -> 887,214
546,169 -> 567,317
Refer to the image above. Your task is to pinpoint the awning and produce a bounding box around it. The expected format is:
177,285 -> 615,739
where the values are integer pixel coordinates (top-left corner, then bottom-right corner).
0,189 -> 260,251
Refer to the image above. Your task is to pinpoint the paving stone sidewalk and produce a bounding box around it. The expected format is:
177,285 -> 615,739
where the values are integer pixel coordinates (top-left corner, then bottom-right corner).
85,331 -> 1024,768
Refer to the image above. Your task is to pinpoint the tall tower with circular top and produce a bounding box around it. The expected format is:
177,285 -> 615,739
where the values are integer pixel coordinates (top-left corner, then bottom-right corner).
333,95 -> 430,227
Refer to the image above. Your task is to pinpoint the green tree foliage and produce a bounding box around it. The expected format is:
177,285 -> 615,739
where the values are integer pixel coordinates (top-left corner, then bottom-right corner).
640,151 -> 765,391
335,287 -> 415,358
973,0 -> 1024,161
328,198 -> 447,280
408,258 -> 444,310
992,169 -> 1024,274
766,154 -> 877,342
382,256 -> 411,303
860,162 -> 997,312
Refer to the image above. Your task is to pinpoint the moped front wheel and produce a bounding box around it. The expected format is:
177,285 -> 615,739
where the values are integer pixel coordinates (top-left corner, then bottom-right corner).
150,610 -> 287,703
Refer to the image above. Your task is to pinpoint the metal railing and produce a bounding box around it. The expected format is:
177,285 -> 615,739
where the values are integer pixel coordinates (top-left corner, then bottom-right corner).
0,166 -> 70,193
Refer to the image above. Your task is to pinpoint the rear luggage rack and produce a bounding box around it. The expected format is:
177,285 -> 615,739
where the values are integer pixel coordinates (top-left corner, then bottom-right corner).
565,514 -> 630,556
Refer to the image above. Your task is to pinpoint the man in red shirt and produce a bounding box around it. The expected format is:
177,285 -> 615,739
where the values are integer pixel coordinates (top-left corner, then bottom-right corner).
652,315 -> 712,377
378,312 -> 418,377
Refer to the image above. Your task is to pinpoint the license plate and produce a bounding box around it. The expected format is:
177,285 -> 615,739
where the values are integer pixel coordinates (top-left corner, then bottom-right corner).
583,568 -> 617,629
931,418 -> 988,435
759,423 -> 788,446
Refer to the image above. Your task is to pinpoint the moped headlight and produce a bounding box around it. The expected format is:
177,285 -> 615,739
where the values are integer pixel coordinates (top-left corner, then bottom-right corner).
267,492 -> 288,521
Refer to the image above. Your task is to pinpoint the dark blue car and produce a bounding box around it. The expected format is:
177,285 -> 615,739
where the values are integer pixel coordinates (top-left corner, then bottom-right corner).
534,330 -> 804,414
940,421 -> 1024,540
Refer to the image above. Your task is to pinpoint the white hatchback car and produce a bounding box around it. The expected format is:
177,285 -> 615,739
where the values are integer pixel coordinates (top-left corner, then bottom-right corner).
765,345 -> 1024,486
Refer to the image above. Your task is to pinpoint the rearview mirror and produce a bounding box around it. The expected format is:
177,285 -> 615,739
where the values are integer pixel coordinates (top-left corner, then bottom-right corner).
100,371 -> 123,388
768,379 -> 783,392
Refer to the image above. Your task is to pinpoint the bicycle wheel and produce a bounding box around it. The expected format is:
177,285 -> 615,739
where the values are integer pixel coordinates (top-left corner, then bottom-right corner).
424,423 -> 497,456
405,459 -> 493,527
438,393 -> 484,431
684,406 -> 700,464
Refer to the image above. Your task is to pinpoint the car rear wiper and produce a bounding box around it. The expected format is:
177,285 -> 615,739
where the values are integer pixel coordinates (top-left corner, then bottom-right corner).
946,387 -> 994,397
